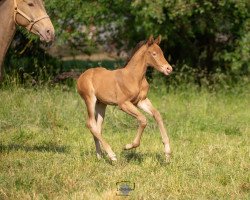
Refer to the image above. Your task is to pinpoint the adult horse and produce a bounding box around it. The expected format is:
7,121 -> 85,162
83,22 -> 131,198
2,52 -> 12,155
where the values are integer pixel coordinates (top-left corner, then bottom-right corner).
0,0 -> 55,81
77,35 -> 173,162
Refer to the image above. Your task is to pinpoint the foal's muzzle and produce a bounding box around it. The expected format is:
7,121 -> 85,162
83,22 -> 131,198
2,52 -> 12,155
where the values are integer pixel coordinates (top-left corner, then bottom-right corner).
161,64 -> 173,75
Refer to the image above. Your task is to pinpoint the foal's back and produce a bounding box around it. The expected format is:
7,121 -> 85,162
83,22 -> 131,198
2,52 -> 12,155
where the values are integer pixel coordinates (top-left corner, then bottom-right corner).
77,66 -> 146,105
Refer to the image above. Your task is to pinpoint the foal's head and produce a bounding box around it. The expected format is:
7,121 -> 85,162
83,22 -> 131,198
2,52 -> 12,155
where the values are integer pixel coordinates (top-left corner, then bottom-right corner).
145,35 -> 173,75
14,0 -> 55,42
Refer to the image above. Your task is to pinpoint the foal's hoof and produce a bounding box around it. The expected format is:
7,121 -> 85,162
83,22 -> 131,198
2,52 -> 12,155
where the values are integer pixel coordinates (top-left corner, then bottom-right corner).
124,143 -> 134,150
124,143 -> 140,150
96,154 -> 102,160
165,154 -> 171,163
110,155 -> 117,162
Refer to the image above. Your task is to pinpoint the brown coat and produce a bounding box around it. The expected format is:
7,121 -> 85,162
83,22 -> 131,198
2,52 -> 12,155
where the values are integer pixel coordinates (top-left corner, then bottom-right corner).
77,35 -> 173,162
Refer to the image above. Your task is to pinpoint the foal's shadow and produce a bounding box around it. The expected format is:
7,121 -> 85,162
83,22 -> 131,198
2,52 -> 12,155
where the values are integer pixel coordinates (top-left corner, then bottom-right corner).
0,142 -> 69,154
121,150 -> 167,165
121,150 -> 144,163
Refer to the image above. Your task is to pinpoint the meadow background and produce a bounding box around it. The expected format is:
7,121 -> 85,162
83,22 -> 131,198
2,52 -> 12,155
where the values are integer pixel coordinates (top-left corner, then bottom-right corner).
1,0 -> 250,199
0,84 -> 249,199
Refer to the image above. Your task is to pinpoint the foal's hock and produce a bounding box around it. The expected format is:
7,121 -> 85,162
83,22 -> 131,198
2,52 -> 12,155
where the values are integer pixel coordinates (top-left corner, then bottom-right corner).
77,35 -> 173,162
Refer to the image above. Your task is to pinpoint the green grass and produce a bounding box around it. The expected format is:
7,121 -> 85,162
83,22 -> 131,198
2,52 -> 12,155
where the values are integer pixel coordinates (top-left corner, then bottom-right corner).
0,84 -> 249,199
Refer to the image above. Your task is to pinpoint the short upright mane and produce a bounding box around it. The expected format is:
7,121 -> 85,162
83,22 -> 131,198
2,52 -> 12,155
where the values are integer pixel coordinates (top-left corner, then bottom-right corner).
123,40 -> 146,67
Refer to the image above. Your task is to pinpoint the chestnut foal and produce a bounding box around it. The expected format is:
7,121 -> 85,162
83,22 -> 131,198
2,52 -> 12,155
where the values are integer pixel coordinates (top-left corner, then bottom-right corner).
77,35 -> 173,162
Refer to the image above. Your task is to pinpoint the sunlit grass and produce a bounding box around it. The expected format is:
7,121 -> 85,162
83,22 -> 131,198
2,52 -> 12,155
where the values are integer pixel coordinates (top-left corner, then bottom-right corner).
0,84 -> 249,199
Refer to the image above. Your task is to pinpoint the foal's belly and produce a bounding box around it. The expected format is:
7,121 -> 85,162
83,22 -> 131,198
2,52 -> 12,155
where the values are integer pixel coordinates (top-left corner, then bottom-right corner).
95,89 -> 118,105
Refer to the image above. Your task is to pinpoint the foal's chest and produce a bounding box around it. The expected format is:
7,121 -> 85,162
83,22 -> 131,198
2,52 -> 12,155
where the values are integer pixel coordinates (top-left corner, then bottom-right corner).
131,83 -> 149,104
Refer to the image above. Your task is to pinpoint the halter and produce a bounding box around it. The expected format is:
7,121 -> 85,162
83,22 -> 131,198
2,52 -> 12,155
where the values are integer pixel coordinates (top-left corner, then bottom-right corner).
13,0 -> 49,32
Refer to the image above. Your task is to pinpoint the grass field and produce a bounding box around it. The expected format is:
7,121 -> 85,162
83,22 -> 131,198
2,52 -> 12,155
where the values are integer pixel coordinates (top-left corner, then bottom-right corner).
0,83 -> 249,199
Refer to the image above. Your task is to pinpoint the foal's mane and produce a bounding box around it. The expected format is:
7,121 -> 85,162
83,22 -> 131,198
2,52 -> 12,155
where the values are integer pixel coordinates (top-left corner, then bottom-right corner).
123,40 -> 146,67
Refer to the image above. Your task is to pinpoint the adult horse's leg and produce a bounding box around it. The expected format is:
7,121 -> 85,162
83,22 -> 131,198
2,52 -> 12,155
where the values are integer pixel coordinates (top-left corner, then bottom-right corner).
119,101 -> 147,150
0,55 -> 5,82
138,98 -> 171,162
94,102 -> 107,159
0,66 -> 3,82
85,95 -> 116,161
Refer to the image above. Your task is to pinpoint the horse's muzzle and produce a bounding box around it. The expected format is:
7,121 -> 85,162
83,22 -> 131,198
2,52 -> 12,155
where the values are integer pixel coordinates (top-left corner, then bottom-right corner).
39,27 -> 55,42
162,64 -> 173,75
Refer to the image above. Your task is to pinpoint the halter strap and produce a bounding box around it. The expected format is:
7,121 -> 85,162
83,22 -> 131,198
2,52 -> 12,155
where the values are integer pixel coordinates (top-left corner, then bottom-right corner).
13,0 -> 49,32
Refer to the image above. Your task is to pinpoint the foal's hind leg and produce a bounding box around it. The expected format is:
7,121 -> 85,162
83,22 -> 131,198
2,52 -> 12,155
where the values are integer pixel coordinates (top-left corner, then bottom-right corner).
138,98 -> 171,162
85,96 -> 117,161
119,101 -> 147,150
94,102 -> 107,159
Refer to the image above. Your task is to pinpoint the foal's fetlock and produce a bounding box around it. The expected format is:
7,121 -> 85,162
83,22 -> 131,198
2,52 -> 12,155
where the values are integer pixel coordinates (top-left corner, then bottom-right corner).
163,143 -> 171,154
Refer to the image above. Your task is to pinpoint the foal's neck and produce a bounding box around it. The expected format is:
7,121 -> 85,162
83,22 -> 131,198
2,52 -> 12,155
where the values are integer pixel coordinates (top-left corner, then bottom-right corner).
0,0 -> 16,80
124,45 -> 148,82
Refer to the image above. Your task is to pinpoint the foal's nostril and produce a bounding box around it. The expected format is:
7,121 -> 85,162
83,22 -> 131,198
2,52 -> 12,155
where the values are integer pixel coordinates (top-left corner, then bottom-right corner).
167,66 -> 173,73
162,64 -> 173,74
46,29 -> 50,35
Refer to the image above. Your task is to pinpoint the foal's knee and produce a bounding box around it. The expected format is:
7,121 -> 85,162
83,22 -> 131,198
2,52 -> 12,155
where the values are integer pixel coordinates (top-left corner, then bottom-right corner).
138,115 -> 147,128
86,121 -> 91,129
86,119 -> 96,131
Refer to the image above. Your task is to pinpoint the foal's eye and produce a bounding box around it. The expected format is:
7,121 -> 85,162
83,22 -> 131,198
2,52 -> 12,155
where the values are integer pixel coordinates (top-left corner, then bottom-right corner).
152,52 -> 157,57
28,2 -> 34,6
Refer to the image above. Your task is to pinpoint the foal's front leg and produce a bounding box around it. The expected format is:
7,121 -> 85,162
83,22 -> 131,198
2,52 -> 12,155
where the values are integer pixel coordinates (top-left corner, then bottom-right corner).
119,101 -> 147,150
138,98 -> 171,162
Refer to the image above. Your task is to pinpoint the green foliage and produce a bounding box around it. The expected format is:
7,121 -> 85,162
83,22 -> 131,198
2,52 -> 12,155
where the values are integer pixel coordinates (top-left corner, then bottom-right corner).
4,30 -> 62,84
4,0 -> 250,86
46,0 -> 250,72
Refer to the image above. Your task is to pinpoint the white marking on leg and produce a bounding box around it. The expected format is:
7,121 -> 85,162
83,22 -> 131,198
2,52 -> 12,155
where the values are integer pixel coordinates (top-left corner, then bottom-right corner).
109,154 -> 117,161
138,101 -> 153,116
164,143 -> 171,155
164,143 -> 171,162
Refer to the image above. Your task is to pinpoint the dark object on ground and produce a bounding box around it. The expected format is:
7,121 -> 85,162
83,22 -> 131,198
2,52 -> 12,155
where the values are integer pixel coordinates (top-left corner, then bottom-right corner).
53,71 -> 81,83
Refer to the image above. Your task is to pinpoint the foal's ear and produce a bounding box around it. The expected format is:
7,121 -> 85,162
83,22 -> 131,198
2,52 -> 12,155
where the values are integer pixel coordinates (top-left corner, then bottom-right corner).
147,35 -> 154,46
155,35 -> 162,45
